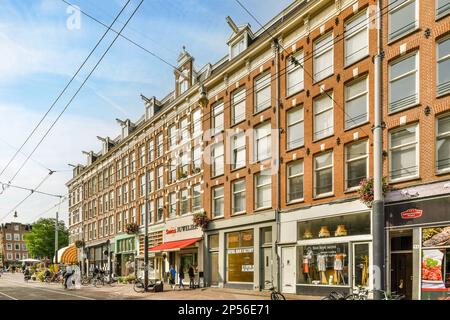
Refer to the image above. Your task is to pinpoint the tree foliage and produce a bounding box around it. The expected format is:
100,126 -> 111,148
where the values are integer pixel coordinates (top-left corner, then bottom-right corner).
24,218 -> 68,260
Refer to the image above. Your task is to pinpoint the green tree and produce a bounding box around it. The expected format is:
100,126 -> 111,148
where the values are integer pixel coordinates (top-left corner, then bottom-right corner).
24,218 -> 68,260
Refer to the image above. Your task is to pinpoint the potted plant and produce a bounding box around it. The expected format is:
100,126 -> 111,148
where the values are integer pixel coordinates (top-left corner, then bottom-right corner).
358,177 -> 389,207
75,240 -> 84,248
126,222 -> 140,234
193,210 -> 210,230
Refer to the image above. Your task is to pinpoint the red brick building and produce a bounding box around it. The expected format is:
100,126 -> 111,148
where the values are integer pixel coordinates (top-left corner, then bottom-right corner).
0,222 -> 32,267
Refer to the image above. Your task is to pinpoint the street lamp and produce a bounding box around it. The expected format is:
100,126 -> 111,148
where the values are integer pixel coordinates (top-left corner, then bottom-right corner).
13,211 -> 18,218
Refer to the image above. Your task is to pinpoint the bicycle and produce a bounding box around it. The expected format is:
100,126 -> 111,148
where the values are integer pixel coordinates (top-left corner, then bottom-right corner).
133,277 -> 156,293
264,281 -> 286,300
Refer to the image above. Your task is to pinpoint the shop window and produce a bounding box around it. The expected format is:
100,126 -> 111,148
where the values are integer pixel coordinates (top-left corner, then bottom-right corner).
232,88 -> 246,125
389,123 -> 419,181
437,36 -> 450,97
298,212 -> 371,240
436,114 -> 450,172
232,179 -> 246,214
287,106 -> 304,150
286,50 -> 304,96
212,101 -> 224,135
345,140 -> 368,190
287,160 -> 304,202
254,72 -> 271,113
314,151 -> 333,197
345,76 -> 368,129
421,226 -> 450,300
344,9 -> 368,66
389,52 -> 419,112
388,0 -> 417,42
231,132 -> 246,170
313,32 -> 334,82
313,93 -> 334,141
209,234 -> 219,250
298,243 -> 349,286
226,230 -> 254,283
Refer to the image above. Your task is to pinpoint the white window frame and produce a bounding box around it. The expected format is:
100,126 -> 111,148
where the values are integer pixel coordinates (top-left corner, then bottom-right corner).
255,170 -> 272,210
168,192 -> 177,218
212,142 -> 224,177
286,50 -> 304,96
255,121 -> 272,162
314,151 -> 334,198
345,76 -> 369,129
254,72 -> 271,113
156,133 -> 164,158
231,88 -> 246,125
232,179 -> 246,215
192,145 -> 202,172
287,160 -> 304,203
157,165 -> 164,190
192,108 -> 202,137
313,93 -> 334,141
157,197 -> 164,222
436,0 -> 450,19
389,123 -> 419,182
313,32 -> 334,82
388,52 -> 419,113
180,117 -> 190,143
345,140 -> 369,191
212,185 -> 224,218
344,9 -> 369,66
437,35 -> 450,97
5,233 -> 11,240
231,132 -> 246,170
168,124 -> 177,149
192,184 -> 202,213
148,140 -> 154,163
287,105 -> 304,150
388,0 -> 418,42
139,145 -> 145,167
180,188 -> 189,215
436,113 -> 450,173
231,37 -> 246,59
212,101 -> 224,135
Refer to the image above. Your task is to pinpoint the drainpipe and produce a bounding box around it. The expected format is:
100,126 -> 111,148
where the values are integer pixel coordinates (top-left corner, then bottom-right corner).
273,38 -> 282,292
372,0 -> 385,300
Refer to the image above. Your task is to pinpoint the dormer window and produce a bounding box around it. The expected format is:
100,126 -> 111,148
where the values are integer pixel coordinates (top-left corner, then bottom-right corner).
179,70 -> 189,95
231,37 -> 246,59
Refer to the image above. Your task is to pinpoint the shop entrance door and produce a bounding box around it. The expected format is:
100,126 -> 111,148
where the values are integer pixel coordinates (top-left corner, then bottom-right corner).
281,246 -> 296,294
210,252 -> 219,286
391,253 -> 413,299
261,247 -> 272,289
352,242 -> 371,289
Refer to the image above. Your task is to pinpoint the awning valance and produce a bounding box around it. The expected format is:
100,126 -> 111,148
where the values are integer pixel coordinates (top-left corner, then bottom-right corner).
149,237 -> 201,252
54,245 -> 78,264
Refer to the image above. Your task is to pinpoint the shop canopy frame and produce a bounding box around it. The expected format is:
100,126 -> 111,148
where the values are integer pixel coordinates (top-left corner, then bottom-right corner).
148,237 -> 201,252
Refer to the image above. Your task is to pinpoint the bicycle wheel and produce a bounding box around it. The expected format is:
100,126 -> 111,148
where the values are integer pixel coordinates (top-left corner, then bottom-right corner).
81,277 -> 90,286
94,277 -> 104,288
133,280 -> 145,293
271,292 -> 286,300
345,294 -> 358,300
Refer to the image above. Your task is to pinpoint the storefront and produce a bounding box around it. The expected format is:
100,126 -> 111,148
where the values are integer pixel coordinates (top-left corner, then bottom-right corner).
279,199 -> 372,296
385,180 -> 450,300
149,215 -> 204,285
85,240 -> 111,273
136,223 -> 165,280
114,234 -> 137,276
204,210 -> 277,290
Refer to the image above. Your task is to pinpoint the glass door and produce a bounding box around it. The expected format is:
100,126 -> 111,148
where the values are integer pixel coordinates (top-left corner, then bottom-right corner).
352,242 -> 371,289
210,252 -> 219,286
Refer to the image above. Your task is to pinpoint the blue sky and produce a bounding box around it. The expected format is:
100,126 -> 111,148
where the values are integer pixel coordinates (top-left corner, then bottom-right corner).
0,0 -> 293,225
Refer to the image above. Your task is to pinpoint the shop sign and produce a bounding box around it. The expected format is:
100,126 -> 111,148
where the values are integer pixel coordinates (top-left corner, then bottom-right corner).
401,209 -> 423,219
227,248 -> 254,254
241,265 -> 254,272
164,215 -> 203,242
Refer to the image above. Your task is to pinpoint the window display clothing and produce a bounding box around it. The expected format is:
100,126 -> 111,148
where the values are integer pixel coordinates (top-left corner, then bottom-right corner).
317,254 -> 327,284
334,253 -> 346,285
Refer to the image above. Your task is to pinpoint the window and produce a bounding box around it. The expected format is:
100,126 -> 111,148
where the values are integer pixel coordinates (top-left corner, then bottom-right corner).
109,216 -> 114,234
345,76 -> 368,129
255,122 -> 271,162
212,185 -> 224,218
130,152 -> 136,172
140,175 -> 146,197
180,188 -> 189,215
148,200 -> 154,224
139,204 -> 145,226
117,187 -> 122,206
388,0 -> 417,41
180,152 -> 190,177
15,253 -> 20,260
14,243 -> 20,250
346,140 -> 368,189
192,145 -> 202,172
123,211 -> 129,226
123,156 -> 129,177
99,220 -> 103,238
139,145 -> 145,167
313,32 -> 334,82
110,191 -> 114,209
168,160 -> 176,183
13,233 -> 20,241
123,184 -> 129,204
7,253 -> 12,260
314,151 -> 333,197
103,194 -> 108,212
255,170 -> 272,209
212,102 -> 224,135
254,72 -> 271,113
231,132 -> 246,169
22,243 -> 27,251
168,192 -> 177,218
212,142 -> 224,177
6,243 -> 12,250
345,10 -> 368,66
156,133 -> 164,158
313,93 -> 334,140
192,108 -> 202,137
287,160 -> 304,202
226,230 -> 254,283
99,197 -> 103,214
192,184 -> 202,212
437,114 -> 450,172
437,0 -> 450,19
117,212 -> 122,232
231,37 -> 246,58
180,117 -> 189,143
389,52 -> 419,112
5,233 -> 11,240
389,124 -> 419,181
157,197 -> 164,221
287,106 -> 304,149
148,140 -> 154,163
109,166 -> 114,185
286,51 -> 304,96
232,179 -> 246,214
157,166 -> 164,190
168,125 -> 177,149
104,218 -> 108,236
232,88 -> 246,124
130,180 -> 136,201
148,170 -> 154,193
116,159 -> 122,181
437,36 -> 450,96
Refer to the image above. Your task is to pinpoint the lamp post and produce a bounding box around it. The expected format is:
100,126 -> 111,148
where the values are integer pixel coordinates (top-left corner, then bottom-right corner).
55,210 -> 58,265
144,169 -> 149,291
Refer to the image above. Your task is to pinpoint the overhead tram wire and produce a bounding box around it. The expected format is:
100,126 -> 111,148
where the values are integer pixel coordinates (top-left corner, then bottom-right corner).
0,179 -> 64,198
0,0 -> 133,182
5,0 -> 145,187
29,195 -> 69,223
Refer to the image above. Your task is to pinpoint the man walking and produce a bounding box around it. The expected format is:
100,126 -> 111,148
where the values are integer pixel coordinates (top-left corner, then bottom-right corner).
188,265 -> 195,289
169,265 -> 176,290
178,265 -> 185,290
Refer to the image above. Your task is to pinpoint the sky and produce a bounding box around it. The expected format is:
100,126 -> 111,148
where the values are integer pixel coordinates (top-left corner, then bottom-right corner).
0,0 -> 293,226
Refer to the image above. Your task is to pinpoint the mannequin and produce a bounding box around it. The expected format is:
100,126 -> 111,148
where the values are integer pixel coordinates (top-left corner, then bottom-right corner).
333,249 -> 346,285
317,254 -> 327,284
303,248 -> 313,283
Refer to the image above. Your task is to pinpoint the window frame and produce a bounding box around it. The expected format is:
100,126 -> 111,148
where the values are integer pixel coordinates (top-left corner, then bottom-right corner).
437,35 -> 450,97
388,0 -> 418,42
436,113 -> 450,173
287,105 -> 304,150
344,9 -> 369,67
313,92 -> 334,141
231,132 -> 246,170
211,142 -> 225,177
314,151 -> 334,198
254,170 -> 272,210
254,121 -> 272,162
212,185 -> 225,218
313,32 -> 334,82
287,160 -> 304,203
345,76 -> 369,130
212,101 -> 225,135
232,178 -> 246,215
286,50 -> 304,97
231,88 -> 246,125
254,71 -> 272,113
345,140 -> 369,191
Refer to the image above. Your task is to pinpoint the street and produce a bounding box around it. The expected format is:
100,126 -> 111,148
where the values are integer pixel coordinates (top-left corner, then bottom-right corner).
0,273 -> 318,300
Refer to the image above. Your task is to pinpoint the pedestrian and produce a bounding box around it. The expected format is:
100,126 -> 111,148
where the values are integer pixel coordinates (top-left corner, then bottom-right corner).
169,265 -> 176,291
178,265 -> 185,290
188,265 -> 195,289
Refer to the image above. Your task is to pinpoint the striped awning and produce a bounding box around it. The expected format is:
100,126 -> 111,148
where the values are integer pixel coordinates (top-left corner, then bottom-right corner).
55,245 -> 79,264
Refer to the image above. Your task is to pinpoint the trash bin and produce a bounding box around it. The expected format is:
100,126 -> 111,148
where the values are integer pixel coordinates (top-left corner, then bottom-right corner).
154,280 -> 164,292
199,272 -> 204,288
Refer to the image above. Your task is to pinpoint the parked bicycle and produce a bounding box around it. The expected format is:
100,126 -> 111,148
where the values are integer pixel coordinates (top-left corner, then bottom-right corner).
322,287 -> 406,300
133,277 -> 156,293
264,281 -> 286,300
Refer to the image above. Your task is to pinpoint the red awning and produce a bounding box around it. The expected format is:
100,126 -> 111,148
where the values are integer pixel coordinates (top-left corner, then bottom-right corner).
149,237 -> 201,252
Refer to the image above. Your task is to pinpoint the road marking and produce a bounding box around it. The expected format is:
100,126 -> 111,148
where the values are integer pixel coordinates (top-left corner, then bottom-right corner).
1,278 -> 95,300
0,291 -> 18,300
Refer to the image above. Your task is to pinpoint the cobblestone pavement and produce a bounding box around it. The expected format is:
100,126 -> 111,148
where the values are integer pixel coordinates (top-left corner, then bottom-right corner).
0,272 -> 321,300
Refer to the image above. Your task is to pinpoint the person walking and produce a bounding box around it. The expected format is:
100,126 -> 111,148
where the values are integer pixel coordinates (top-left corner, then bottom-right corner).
188,265 -> 195,289
178,266 -> 185,290
169,265 -> 176,291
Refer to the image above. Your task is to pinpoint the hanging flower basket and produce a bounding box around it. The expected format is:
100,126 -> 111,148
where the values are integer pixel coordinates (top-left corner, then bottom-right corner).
126,222 -> 140,234
75,240 -> 84,248
193,210 -> 210,230
358,177 -> 389,207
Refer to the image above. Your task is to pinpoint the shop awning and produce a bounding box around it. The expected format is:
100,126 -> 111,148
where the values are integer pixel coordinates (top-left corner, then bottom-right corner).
54,245 -> 79,264
149,237 -> 201,252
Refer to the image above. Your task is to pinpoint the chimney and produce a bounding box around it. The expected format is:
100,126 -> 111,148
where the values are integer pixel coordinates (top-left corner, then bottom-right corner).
141,95 -> 161,121
226,16 -> 239,34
